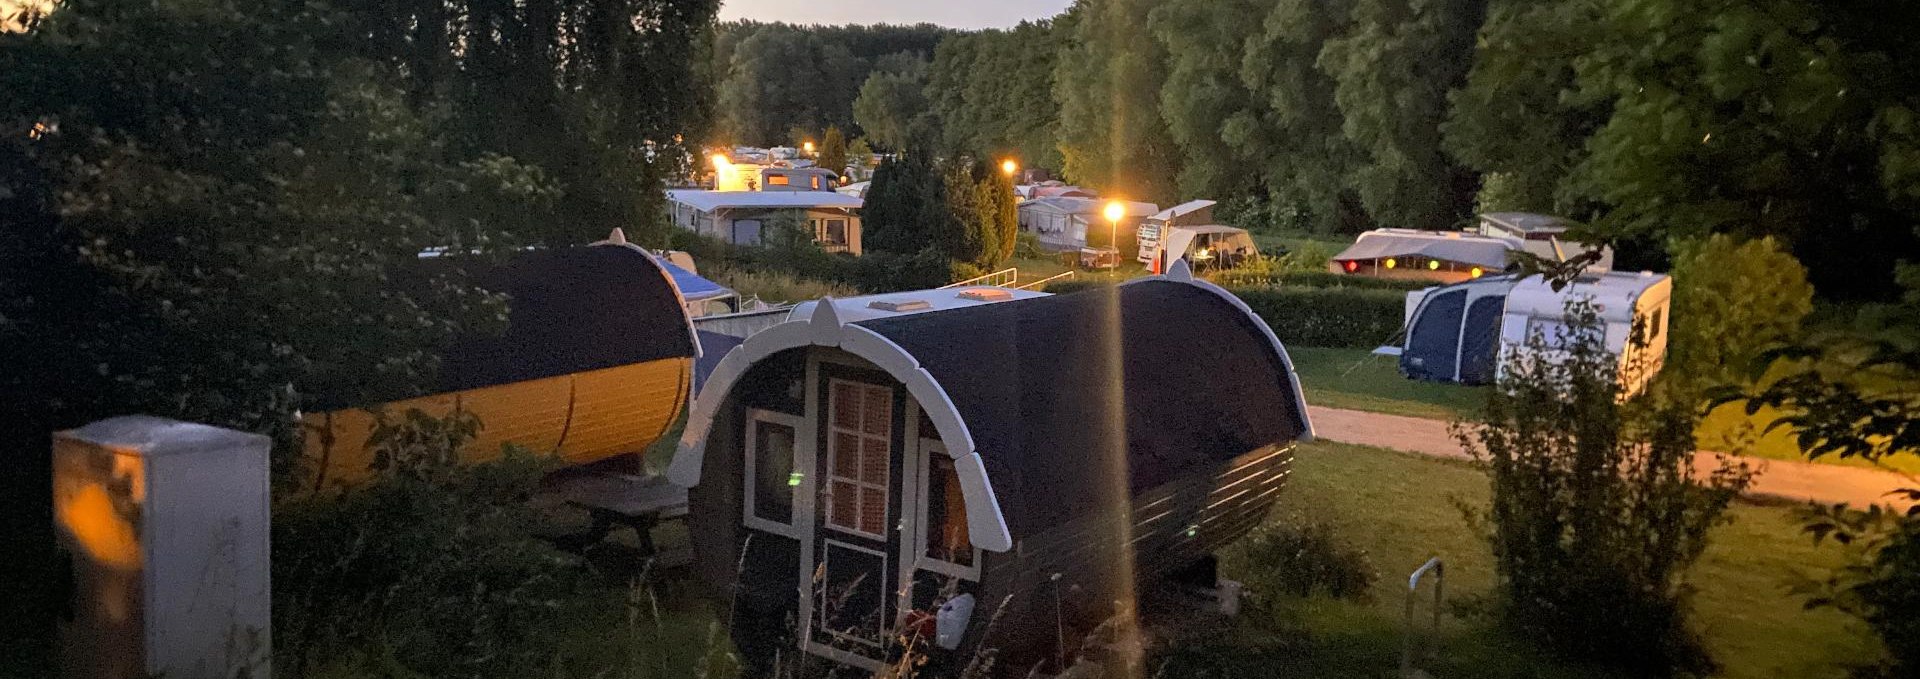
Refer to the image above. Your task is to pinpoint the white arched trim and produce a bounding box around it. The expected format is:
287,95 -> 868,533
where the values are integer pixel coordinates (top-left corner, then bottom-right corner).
664,298 -> 1015,552
1124,260 -> 1317,440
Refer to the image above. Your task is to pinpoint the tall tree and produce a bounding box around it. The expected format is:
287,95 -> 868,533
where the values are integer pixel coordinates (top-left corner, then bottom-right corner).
1319,0 -> 1488,229
818,125 -> 850,178
1052,0 -> 1182,203
718,24 -> 826,145
1442,0 -> 1606,216
925,21 -> 1064,173
852,56 -> 934,150
1563,0 -> 1920,299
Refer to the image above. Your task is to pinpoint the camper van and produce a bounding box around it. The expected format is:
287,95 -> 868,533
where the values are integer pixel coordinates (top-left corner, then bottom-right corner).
1383,271 -> 1672,393
666,264 -> 1313,674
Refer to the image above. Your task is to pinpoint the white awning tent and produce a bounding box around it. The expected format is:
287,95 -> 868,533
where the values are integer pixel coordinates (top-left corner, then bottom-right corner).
1333,229 -> 1518,269
1145,225 -> 1258,270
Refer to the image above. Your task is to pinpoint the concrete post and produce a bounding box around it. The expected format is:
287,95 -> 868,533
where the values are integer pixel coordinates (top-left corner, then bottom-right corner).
52,415 -> 271,679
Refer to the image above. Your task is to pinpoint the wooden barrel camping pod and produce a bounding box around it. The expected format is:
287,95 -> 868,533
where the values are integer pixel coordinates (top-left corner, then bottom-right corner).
300,242 -> 700,488
668,263 -> 1314,674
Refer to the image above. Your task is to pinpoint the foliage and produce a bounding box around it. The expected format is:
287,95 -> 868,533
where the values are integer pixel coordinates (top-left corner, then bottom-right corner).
818,125 -> 849,178
1791,501 -> 1920,678
861,150 -> 953,255
273,411 -> 581,677
851,55 -> 934,151
942,160 -> 1020,268
1052,0 -> 1182,203
708,21 -> 951,144
709,267 -> 859,305
1231,286 -> 1408,348
1666,235 -> 1814,392
1319,0 -> 1485,230
1454,302 -> 1756,676
1442,0 -> 1606,217
1239,519 -> 1377,602
1210,270 -> 1431,291
1563,0 -> 1920,299
923,21 -> 1064,173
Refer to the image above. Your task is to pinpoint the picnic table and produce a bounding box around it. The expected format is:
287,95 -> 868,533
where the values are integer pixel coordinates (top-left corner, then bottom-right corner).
539,468 -> 691,567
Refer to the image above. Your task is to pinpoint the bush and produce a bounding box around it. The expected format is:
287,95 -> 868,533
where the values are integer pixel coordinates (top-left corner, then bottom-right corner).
1208,269 -> 1432,291
1454,302 -> 1755,677
709,267 -> 858,304
1237,519 -> 1375,602
1666,234 -> 1813,392
273,412 -> 584,677
1794,504 -> 1920,678
1230,286 -> 1406,348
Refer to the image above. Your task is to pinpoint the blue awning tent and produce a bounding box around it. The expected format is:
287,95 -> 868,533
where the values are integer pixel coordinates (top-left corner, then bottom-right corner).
658,259 -> 734,303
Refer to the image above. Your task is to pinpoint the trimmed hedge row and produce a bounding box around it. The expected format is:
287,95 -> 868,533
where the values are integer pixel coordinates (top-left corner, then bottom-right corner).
1209,269 -> 1436,291
1043,279 -> 1406,348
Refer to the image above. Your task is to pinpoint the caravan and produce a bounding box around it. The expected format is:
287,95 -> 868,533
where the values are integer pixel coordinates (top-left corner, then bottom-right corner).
1382,271 -> 1673,393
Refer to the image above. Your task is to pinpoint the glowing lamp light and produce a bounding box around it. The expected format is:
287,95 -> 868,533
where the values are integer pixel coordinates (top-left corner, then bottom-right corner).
788,472 -> 804,487
803,141 -> 815,155
710,153 -> 730,168
1103,201 -> 1126,224
1344,260 -> 1358,273
1470,267 -> 1484,278
1428,259 -> 1440,271
1001,159 -> 1018,176
1384,258 -> 1397,269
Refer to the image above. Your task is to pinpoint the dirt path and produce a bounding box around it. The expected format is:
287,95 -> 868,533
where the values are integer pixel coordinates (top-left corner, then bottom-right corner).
1306,405 -> 1918,511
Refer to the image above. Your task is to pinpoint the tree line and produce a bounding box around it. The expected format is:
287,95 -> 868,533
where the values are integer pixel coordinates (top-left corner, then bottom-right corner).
728,0 -> 1920,301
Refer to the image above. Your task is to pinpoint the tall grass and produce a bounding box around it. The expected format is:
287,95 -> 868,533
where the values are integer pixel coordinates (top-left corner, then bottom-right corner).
709,267 -> 858,305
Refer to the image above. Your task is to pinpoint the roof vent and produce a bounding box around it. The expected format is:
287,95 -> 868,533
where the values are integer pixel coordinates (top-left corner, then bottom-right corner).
868,299 -> 933,313
956,288 -> 1013,302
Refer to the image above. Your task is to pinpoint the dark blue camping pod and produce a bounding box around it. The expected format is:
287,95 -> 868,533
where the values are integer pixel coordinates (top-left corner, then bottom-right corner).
666,265 -> 1315,675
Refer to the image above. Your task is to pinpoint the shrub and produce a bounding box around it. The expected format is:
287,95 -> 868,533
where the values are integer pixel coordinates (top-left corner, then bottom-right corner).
1229,286 -> 1406,349
1794,502 -> 1920,678
1236,519 -> 1375,602
709,267 -> 858,304
1454,302 -> 1755,677
1666,234 -> 1813,392
273,411 -> 584,678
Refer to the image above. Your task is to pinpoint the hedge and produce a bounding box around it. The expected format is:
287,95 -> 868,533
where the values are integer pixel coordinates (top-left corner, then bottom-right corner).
1208,269 -> 1436,291
1044,279 -> 1406,348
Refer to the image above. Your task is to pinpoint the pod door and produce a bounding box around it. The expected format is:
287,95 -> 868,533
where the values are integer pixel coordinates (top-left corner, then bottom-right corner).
804,369 -> 902,671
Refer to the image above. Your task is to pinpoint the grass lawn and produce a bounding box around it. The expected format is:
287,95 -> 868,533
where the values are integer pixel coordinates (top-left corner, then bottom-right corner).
1185,441 -> 1882,678
1006,254 -> 1149,287
1285,346 -> 1920,475
1251,229 -> 1355,259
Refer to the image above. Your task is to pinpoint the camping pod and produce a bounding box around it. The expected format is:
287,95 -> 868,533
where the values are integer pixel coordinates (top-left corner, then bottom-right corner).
1389,271 -> 1672,392
300,242 -> 700,487
666,264 -> 1314,674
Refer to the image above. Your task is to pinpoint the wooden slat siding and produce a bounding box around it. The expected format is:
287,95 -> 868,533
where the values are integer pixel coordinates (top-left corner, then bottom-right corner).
302,357 -> 692,486
984,444 -> 1294,589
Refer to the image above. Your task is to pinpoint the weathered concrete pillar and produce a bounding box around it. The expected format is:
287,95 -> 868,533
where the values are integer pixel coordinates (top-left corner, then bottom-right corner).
52,416 -> 271,679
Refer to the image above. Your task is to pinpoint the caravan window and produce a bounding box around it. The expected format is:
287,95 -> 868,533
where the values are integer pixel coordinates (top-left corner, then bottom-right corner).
924,454 -> 973,567
826,379 -> 892,538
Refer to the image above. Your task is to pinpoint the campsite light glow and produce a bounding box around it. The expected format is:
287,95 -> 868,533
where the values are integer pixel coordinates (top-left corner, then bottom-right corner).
1428,259 -> 1440,271
1001,159 -> 1018,177
1384,257 -> 1397,269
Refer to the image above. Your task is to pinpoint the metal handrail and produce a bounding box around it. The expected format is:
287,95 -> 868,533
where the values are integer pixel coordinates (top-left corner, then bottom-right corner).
1015,271 -> 1075,290
1401,557 -> 1444,677
939,267 -> 1018,289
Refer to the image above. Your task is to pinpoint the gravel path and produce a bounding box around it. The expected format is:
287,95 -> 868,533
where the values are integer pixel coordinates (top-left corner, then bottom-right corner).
1306,405 -> 1917,511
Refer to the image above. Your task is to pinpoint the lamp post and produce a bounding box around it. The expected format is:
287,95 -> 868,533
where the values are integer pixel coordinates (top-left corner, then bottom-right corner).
1103,200 -> 1125,267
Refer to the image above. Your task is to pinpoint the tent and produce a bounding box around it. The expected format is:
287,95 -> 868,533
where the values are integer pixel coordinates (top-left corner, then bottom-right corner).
1382,271 -> 1673,391
1144,225 -> 1259,271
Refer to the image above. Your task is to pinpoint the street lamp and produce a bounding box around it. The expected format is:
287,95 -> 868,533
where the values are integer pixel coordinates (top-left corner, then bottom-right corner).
1103,200 -> 1125,258
803,141 -> 815,157
1001,159 -> 1018,178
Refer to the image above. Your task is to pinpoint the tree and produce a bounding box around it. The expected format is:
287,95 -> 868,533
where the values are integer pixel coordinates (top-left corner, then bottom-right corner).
860,150 -> 951,255
939,160 -> 1020,268
1052,0 -> 1181,203
1318,0 -> 1488,229
718,24 -> 826,145
1563,0 -> 1920,299
852,57 -> 934,150
1442,0 -> 1606,216
818,125 -> 849,178
1149,0 -> 1270,201
925,21 -> 1064,173
1240,0 -> 1371,233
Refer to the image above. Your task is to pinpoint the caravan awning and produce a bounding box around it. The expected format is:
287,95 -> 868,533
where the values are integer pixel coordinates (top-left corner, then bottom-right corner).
658,259 -> 734,302
1333,232 -> 1513,268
